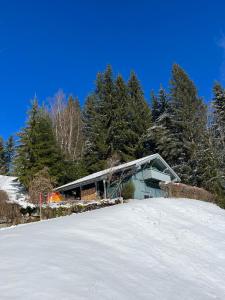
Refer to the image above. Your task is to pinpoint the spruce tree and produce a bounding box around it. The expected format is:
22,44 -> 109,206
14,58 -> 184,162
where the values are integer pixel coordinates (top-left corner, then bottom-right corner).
15,100 -> 65,188
83,94 -> 108,173
168,64 -> 206,183
4,136 -> 15,175
151,86 -> 169,122
128,72 -> 152,158
0,137 -> 6,174
109,75 -> 134,161
144,64 -> 207,185
83,66 -> 116,172
83,67 -> 152,172
193,131 -> 225,207
128,72 -> 152,138
211,82 -> 225,172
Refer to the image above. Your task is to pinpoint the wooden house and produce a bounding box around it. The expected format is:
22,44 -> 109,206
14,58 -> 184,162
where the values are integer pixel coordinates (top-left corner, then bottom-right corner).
55,154 -> 180,201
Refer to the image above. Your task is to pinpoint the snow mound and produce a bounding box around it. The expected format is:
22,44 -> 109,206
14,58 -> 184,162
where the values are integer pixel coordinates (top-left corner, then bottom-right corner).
1,198 -> 225,299
0,175 -> 33,208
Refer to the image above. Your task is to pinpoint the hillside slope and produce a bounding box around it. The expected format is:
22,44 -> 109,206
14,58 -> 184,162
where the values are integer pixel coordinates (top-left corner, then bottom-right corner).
0,198 -> 225,299
0,175 -> 30,207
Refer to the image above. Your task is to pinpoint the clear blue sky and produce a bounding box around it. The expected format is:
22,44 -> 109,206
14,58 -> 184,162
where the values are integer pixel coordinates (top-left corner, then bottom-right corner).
1,0 -> 225,139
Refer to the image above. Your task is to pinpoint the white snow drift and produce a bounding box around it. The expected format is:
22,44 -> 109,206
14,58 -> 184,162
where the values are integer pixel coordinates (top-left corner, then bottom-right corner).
1,198 -> 225,299
0,175 -> 32,208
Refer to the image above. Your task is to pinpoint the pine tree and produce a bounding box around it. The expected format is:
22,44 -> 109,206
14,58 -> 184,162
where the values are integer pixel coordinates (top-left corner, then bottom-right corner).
15,100 -> 65,188
151,91 -> 160,122
4,136 -> 15,175
211,82 -> 225,171
0,137 -> 7,174
83,95 -> 99,171
142,86 -> 175,158
151,86 -> 169,122
128,72 -> 152,158
128,72 -> 152,138
167,64 -> 206,183
109,75 -> 134,161
193,131 -> 225,207
83,67 -> 152,172
83,66 -> 116,172
83,95 -> 108,172
143,64 -> 207,185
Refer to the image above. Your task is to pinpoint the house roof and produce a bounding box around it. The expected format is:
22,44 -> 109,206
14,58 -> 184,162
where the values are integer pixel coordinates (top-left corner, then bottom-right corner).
55,153 -> 181,192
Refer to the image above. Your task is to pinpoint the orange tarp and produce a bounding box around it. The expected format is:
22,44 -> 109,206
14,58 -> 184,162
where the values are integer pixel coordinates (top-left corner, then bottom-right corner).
48,192 -> 63,203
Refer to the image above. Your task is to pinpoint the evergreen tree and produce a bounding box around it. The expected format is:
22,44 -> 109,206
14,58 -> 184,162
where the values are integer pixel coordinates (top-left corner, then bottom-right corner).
4,136 -> 15,175
109,75 -> 134,161
128,72 -> 152,139
211,82 -> 225,171
83,66 -> 116,172
151,91 -> 160,122
15,100 -> 65,188
151,86 -> 169,122
193,131 -> 225,207
167,64 -> 206,183
0,137 -> 6,174
83,95 -> 100,172
143,64 -> 207,185
83,66 -> 152,172
128,72 -> 152,158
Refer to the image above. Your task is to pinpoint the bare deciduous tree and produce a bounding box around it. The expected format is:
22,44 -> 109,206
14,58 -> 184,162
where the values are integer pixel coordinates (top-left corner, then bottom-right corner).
50,90 -> 84,161
29,168 -> 55,204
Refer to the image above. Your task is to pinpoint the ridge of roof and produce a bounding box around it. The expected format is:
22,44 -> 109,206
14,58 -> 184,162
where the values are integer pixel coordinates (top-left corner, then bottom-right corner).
55,153 -> 180,192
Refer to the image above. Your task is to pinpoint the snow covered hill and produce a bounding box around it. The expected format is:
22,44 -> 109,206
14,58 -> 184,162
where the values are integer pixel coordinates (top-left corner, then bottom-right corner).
0,175 -> 32,208
1,198 -> 225,300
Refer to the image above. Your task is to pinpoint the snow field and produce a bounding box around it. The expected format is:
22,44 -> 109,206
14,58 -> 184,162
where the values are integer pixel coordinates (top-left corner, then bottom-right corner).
0,198 -> 225,299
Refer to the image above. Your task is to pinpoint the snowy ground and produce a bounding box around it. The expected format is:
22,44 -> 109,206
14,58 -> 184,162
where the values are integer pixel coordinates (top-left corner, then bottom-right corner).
0,175 -> 32,208
1,198 -> 225,300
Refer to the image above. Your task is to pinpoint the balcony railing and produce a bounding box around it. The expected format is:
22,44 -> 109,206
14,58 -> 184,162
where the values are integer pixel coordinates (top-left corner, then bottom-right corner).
142,167 -> 171,182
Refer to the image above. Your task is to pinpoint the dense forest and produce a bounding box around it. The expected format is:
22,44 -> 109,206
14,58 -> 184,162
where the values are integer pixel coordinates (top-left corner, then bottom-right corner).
1,64 -> 225,206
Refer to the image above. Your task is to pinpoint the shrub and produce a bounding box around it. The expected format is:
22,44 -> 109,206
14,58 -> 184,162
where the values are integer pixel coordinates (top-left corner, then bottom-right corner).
0,190 -> 9,202
160,182 -> 215,202
0,190 -> 22,223
121,181 -> 135,200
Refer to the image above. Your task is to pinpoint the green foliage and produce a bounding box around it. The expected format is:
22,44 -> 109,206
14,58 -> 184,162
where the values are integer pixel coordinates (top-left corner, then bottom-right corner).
211,82 -> 225,171
60,160 -> 88,184
168,64 -> 207,182
5,64 -> 225,208
145,64 -> 207,185
0,137 -> 7,174
151,87 -> 169,122
83,66 -> 152,173
14,99 -> 65,188
121,181 -> 135,200
4,136 -> 15,175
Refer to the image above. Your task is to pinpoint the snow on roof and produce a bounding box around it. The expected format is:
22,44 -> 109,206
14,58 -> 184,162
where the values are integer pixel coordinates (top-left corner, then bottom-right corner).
55,153 -> 180,192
